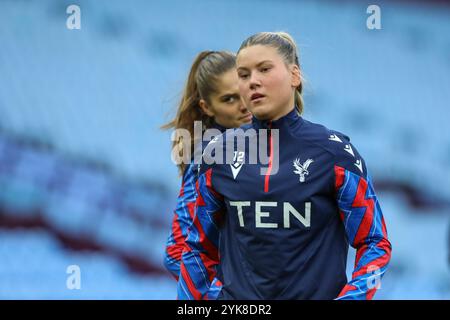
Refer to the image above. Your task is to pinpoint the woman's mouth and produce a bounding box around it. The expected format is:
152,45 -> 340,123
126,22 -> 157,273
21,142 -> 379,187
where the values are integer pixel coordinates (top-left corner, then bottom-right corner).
240,112 -> 253,122
250,93 -> 265,103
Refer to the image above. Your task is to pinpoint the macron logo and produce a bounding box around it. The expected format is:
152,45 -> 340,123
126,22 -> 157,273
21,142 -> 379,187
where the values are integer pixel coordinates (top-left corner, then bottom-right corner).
329,134 -> 343,143
230,151 -> 245,180
355,159 -> 363,173
230,163 -> 243,180
344,144 -> 355,157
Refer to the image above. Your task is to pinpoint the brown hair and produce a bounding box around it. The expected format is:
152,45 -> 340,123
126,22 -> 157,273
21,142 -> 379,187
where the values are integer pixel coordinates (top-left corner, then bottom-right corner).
161,51 -> 236,176
237,31 -> 304,115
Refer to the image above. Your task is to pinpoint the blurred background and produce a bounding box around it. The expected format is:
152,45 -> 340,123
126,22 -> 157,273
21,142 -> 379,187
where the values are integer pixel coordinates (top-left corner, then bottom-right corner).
0,0 -> 449,299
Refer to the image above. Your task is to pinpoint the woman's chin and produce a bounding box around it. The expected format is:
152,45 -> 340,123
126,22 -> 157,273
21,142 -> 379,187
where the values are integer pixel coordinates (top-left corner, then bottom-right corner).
251,106 -> 273,121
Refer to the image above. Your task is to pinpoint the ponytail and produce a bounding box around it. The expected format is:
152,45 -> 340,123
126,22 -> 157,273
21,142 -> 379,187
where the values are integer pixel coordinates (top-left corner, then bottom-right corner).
161,51 -> 236,176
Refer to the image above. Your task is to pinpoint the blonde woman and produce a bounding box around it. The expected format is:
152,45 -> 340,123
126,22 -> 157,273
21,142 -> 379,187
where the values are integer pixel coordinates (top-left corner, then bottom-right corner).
178,33 -> 391,300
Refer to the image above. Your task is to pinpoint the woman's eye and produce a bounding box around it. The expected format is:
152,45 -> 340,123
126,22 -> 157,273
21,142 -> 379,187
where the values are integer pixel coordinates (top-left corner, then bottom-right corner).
239,73 -> 249,79
226,97 -> 236,104
260,67 -> 271,73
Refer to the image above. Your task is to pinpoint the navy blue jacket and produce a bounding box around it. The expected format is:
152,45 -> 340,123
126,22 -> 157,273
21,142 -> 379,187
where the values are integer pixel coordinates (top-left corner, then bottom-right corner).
177,108 -> 392,300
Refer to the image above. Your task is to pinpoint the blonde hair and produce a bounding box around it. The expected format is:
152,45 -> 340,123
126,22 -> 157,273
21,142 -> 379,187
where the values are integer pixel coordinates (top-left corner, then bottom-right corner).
237,31 -> 304,115
161,51 -> 236,176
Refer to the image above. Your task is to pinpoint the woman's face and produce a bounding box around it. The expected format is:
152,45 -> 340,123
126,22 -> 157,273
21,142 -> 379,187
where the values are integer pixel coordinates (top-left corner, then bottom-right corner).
201,68 -> 253,128
236,45 -> 300,121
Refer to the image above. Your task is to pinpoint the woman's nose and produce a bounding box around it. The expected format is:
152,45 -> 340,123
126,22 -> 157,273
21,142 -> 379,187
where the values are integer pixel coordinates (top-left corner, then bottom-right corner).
239,97 -> 249,111
249,73 -> 261,90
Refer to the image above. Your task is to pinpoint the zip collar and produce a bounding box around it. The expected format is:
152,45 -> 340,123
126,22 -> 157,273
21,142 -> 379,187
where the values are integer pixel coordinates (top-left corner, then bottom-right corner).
212,121 -> 227,133
252,107 -> 304,131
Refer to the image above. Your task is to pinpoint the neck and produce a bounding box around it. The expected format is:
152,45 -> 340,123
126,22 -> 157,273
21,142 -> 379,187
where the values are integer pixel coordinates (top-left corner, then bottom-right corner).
251,106 -> 301,131
256,105 -> 295,122
271,105 -> 295,121
257,93 -> 296,121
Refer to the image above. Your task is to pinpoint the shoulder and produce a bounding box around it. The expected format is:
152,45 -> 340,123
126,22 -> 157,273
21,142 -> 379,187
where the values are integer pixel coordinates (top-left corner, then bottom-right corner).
202,124 -> 256,158
300,118 -> 367,177
181,161 -> 198,183
298,118 -> 349,154
199,124 -> 257,176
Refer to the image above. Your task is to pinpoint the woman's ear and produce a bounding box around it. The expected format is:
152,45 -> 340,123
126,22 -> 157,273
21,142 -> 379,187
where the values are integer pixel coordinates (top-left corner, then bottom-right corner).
291,65 -> 301,88
199,99 -> 215,117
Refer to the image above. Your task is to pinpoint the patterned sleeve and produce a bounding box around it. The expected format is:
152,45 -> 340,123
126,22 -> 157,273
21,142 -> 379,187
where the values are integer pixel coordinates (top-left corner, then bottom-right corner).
163,163 -> 197,280
332,134 -> 392,300
177,166 -> 225,300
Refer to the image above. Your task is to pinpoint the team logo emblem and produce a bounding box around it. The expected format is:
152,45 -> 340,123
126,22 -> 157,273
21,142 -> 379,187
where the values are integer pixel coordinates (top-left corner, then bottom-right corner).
293,158 -> 314,183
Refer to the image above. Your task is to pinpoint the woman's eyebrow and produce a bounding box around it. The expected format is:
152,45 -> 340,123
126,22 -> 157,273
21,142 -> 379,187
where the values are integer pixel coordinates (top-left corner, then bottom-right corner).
255,60 -> 273,67
237,60 -> 273,71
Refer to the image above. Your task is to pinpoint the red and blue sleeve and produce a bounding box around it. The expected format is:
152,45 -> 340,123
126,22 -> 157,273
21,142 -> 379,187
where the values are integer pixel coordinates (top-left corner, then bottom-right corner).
163,163 -> 197,280
333,140 -> 392,300
177,167 -> 225,300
